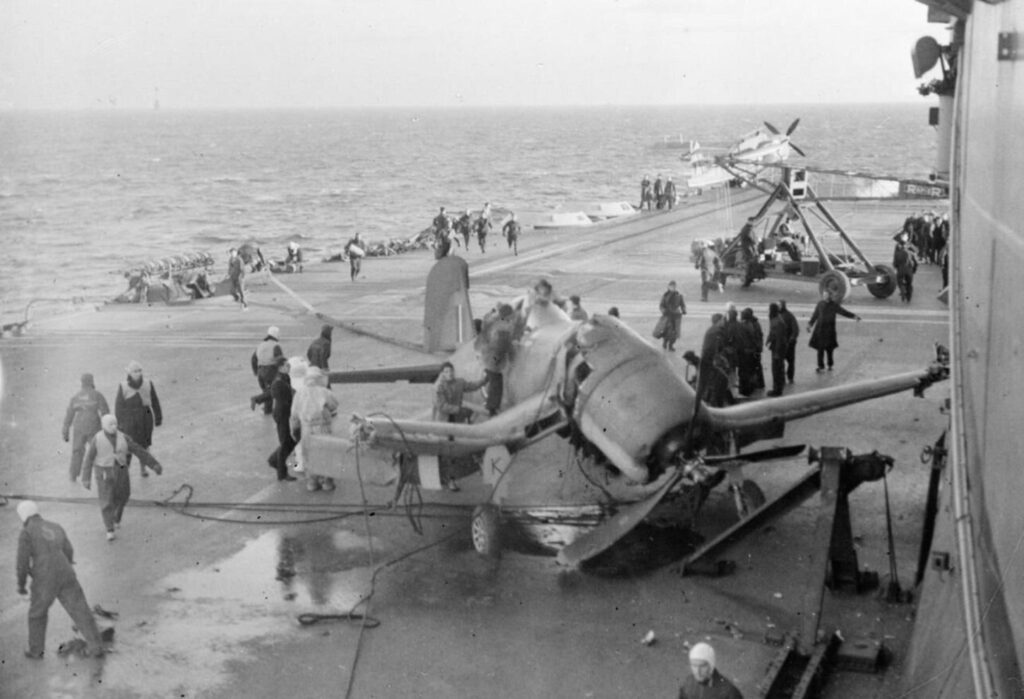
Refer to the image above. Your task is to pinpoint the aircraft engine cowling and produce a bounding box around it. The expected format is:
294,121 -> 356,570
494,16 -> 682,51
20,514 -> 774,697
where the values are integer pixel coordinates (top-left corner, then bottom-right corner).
571,316 -> 694,483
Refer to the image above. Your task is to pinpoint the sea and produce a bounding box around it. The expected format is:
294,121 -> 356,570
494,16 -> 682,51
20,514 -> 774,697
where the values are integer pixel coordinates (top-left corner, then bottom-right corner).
0,103 -> 938,324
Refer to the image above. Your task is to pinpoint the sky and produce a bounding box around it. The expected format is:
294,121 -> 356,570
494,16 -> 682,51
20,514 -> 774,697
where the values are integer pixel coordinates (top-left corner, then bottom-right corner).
0,0 -> 950,109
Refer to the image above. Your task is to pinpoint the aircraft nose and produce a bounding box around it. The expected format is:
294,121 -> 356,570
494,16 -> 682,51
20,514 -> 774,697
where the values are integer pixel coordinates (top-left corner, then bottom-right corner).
573,349 -> 693,483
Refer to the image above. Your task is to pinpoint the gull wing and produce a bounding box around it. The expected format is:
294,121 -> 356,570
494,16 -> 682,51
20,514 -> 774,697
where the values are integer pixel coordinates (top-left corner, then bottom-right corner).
699,365 -> 947,439
351,390 -> 566,457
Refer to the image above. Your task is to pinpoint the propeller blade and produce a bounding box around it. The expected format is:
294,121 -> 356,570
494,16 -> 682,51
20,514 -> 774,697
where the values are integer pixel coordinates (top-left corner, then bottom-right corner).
786,118 -> 801,136
556,470 -> 683,566
790,143 -> 807,158
703,444 -> 806,466
763,121 -> 780,135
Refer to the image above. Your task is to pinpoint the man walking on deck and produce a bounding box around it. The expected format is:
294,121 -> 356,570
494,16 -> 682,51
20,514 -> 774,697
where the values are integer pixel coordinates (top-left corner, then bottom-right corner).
267,356 -> 298,482
114,360 -> 162,478
251,326 -> 283,415
227,248 -> 247,310
16,501 -> 105,660
82,414 -> 162,540
62,373 -> 109,482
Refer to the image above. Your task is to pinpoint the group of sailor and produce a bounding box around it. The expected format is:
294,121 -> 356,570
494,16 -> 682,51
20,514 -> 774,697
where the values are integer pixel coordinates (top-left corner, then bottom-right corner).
639,173 -> 678,211
430,203 -> 521,257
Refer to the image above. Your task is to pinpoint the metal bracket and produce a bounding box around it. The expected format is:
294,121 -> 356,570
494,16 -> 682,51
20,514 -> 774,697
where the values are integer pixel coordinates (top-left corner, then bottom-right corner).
998,32 -> 1020,61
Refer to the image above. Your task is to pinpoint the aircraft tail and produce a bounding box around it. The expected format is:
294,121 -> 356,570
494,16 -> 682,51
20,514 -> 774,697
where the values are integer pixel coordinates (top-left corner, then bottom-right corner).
424,256 -> 473,352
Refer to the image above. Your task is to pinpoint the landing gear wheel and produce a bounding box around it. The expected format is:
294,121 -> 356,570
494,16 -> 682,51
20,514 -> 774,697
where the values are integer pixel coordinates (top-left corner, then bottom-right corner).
867,264 -> 898,299
733,480 -> 766,519
818,269 -> 850,302
471,505 -> 501,558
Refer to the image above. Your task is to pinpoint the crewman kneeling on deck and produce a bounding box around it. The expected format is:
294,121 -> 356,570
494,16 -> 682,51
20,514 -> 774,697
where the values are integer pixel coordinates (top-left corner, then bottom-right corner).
678,642 -> 743,699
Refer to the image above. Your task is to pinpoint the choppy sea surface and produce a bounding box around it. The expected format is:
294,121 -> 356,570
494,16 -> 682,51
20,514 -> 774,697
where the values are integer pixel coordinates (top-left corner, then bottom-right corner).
0,104 -> 938,322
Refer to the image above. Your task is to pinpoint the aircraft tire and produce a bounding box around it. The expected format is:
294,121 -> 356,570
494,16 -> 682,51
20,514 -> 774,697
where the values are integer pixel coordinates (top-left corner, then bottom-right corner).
818,269 -> 850,302
867,264 -> 898,299
471,505 -> 501,558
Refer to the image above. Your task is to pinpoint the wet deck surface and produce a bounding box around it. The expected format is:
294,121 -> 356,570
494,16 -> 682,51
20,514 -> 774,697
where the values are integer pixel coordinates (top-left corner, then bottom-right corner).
0,194 -> 949,698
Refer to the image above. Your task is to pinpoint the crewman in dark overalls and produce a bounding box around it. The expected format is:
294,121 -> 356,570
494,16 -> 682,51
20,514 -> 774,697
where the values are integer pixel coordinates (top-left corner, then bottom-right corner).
62,373 -> 109,482
16,500 -> 105,659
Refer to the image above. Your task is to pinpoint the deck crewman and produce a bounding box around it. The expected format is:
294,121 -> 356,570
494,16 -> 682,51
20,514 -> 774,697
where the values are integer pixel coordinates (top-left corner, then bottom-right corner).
82,414 -> 162,541
62,373 -> 110,482
251,326 -> 283,415
114,360 -> 162,478
16,500 -> 105,660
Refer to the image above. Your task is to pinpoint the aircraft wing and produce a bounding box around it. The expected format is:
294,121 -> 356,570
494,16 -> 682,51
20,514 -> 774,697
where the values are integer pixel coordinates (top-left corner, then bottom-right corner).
700,364 -> 947,438
351,390 -> 566,457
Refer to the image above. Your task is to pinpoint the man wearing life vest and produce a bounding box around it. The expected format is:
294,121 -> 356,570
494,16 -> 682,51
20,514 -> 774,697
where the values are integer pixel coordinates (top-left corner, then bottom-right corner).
81,414 -> 162,541
250,326 -> 283,415
114,360 -> 163,477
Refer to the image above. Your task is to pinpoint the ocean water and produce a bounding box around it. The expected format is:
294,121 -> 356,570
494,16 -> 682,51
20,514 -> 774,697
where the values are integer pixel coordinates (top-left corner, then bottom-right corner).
0,103 -> 937,321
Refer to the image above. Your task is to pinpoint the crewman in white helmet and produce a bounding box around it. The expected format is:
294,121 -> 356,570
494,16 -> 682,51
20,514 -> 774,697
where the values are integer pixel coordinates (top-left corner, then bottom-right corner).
16,500 -> 105,659
677,641 -> 743,698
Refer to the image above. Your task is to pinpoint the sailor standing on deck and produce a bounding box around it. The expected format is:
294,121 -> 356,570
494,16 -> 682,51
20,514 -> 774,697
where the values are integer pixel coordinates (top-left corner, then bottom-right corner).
227,247 -> 248,310
81,414 -> 162,541
62,373 -> 110,482
344,232 -> 365,281
114,361 -> 162,478
664,177 -> 677,209
16,500 -> 105,660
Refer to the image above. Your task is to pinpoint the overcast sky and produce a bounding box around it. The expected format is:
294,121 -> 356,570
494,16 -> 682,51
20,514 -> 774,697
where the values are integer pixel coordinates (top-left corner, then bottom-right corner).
0,0 -> 948,110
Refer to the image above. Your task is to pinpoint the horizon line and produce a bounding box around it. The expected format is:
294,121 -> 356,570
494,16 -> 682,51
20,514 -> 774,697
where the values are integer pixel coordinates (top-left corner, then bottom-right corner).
0,100 -> 935,113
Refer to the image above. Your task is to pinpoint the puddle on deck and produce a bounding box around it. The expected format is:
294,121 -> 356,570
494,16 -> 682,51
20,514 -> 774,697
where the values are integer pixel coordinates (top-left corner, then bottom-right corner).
94,527 -> 380,697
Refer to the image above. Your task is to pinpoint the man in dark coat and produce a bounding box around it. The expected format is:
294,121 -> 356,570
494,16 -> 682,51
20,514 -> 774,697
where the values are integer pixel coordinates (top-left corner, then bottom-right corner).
250,326 -> 283,415
307,324 -> 333,373
696,314 -> 733,409
16,501 -> 105,659
766,303 -> 790,397
114,360 -> 162,477
62,373 -> 110,482
653,174 -> 664,209
778,299 -> 799,384
475,216 -> 491,253
664,177 -> 677,209
502,213 -> 522,256
808,292 -> 861,372
267,356 -> 298,482
658,281 -> 687,351
737,307 -> 765,396
893,235 -> 919,303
